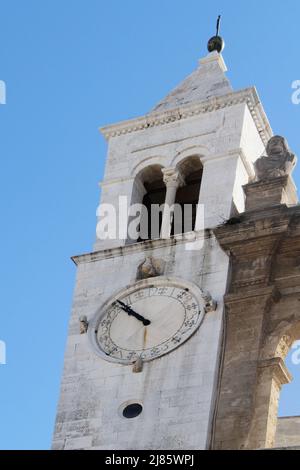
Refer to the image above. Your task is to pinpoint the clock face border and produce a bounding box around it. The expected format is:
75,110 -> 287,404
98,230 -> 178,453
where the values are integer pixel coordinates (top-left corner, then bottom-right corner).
88,277 -> 207,365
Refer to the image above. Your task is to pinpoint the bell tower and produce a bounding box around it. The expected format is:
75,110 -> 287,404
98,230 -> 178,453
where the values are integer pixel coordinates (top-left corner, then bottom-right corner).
52,37 -> 274,450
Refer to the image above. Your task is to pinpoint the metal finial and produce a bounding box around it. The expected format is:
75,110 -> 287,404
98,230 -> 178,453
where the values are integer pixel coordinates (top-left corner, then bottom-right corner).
216,15 -> 221,36
207,15 -> 225,54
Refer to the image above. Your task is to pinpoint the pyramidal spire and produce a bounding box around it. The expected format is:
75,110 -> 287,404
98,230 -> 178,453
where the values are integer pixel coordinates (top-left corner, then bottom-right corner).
152,17 -> 231,113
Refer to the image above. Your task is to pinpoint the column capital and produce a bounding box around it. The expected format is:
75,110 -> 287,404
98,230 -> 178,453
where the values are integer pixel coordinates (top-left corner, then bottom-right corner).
162,168 -> 185,188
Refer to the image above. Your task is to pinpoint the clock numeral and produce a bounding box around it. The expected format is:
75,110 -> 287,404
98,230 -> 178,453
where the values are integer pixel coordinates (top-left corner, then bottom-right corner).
106,346 -> 123,359
126,351 -> 138,361
120,296 -> 130,306
176,290 -> 192,301
149,287 -> 158,296
149,287 -> 170,297
131,290 -> 146,301
159,287 -> 168,295
171,336 -> 181,344
183,318 -> 196,328
185,302 -> 198,311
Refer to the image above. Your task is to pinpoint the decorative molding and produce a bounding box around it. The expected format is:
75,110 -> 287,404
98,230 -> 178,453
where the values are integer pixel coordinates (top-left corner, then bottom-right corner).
232,278 -> 268,289
224,286 -> 280,305
100,87 -> 273,146
171,144 -> 211,167
258,357 -> 292,386
72,230 -> 212,266
131,156 -> 166,178
99,176 -> 134,188
274,335 -> 293,360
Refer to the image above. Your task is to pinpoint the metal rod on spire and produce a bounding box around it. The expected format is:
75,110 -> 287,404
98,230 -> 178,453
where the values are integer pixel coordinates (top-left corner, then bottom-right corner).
216,15 -> 221,37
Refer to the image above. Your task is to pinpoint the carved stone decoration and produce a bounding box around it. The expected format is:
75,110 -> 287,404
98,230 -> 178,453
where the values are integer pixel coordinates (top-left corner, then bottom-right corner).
137,257 -> 165,280
132,356 -> 143,373
79,315 -> 89,334
201,290 -> 217,313
162,168 -> 185,188
274,335 -> 293,360
254,135 -> 297,181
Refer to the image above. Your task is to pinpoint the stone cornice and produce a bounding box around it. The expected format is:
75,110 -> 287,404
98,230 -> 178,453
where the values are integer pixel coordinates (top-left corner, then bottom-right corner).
214,205 -> 300,250
258,357 -> 292,386
72,230 -> 212,265
100,87 -> 273,146
215,205 -> 300,293
214,215 -> 291,253
224,286 -> 281,305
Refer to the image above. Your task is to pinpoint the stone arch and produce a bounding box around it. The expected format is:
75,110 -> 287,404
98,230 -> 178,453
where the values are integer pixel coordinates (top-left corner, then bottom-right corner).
131,156 -> 167,179
170,144 -> 209,168
247,317 -> 300,449
127,164 -> 166,243
260,319 -> 300,362
274,320 -> 300,423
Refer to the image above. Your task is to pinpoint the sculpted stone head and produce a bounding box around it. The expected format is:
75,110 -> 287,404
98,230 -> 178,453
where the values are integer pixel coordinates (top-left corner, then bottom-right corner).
254,135 -> 297,181
266,136 -> 290,158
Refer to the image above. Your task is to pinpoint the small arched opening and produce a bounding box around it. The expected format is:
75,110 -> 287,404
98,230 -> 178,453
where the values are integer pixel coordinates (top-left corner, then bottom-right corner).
128,164 -> 166,243
172,156 -> 203,235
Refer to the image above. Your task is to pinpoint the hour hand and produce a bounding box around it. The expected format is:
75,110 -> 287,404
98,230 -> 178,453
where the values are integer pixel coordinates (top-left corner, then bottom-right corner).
116,300 -> 151,326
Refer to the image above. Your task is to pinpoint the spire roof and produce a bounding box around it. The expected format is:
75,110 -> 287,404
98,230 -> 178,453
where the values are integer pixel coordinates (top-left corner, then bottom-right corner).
151,51 -> 232,113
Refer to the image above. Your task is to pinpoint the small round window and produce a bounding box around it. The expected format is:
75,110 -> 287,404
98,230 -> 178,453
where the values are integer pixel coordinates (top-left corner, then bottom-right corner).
122,403 -> 143,419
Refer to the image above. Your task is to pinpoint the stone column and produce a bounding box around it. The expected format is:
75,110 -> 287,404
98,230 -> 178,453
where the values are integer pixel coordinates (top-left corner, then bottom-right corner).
160,168 -> 184,239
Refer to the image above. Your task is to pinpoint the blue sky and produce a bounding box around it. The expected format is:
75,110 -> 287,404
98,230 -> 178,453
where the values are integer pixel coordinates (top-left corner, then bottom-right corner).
0,0 -> 299,450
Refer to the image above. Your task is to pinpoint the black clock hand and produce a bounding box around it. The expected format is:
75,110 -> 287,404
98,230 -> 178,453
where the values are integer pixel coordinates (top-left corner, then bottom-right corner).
116,300 -> 151,326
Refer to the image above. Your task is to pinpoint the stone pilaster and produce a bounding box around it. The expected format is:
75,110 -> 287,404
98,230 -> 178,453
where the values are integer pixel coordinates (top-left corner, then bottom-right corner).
246,357 -> 292,449
212,287 -> 279,449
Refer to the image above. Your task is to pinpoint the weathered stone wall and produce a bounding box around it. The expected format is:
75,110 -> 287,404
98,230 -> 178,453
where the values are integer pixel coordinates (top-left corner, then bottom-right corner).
213,201 -> 300,450
52,234 -> 228,450
275,417 -> 300,448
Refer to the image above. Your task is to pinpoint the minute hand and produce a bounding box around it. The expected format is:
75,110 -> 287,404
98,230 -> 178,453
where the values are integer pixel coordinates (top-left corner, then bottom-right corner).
117,300 -> 151,326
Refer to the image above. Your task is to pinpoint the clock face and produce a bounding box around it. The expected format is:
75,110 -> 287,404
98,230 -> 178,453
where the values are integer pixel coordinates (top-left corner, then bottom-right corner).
90,278 -> 205,364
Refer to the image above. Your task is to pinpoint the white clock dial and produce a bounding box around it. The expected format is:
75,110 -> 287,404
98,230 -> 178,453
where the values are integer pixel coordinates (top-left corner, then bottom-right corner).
90,278 -> 206,364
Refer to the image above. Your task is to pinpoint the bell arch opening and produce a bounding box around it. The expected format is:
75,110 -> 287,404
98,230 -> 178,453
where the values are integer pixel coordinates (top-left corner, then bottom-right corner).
128,164 -> 166,243
172,156 -> 203,235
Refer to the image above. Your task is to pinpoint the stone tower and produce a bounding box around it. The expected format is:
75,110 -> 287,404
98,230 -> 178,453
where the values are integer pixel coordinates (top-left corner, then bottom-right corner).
52,48 -> 299,450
